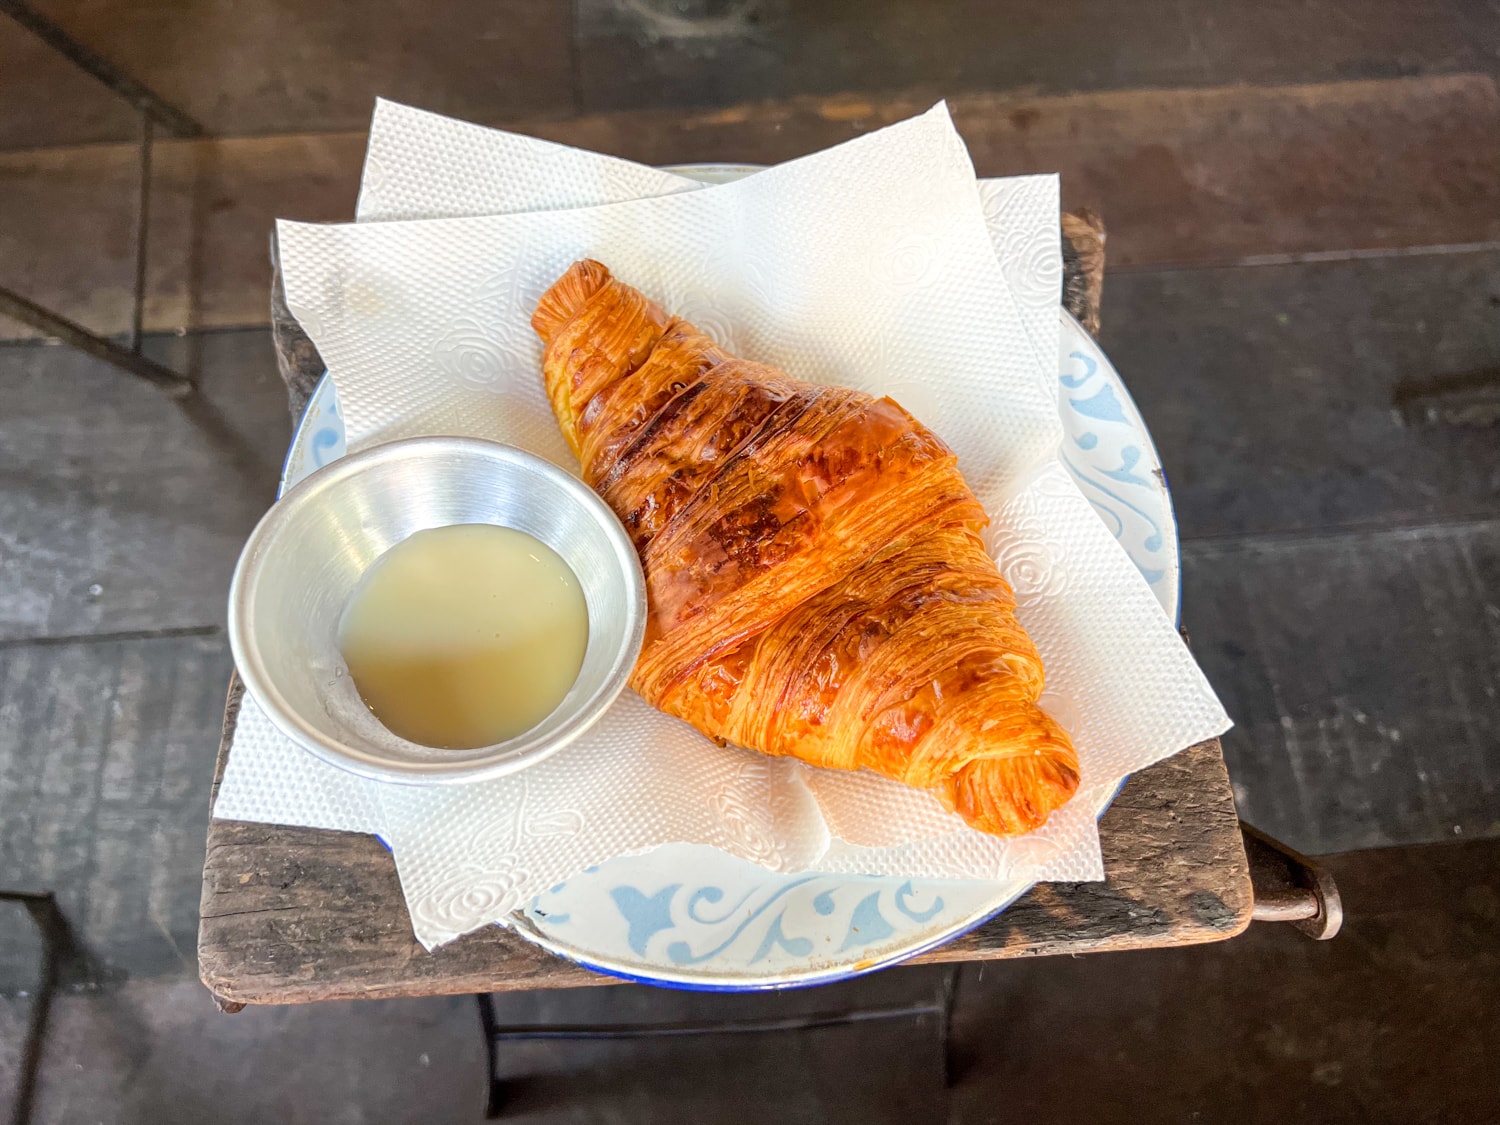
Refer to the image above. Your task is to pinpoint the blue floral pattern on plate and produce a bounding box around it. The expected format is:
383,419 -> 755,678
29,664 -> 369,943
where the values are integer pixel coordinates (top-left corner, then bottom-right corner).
280,310 -> 1178,989
1054,319 -> 1179,619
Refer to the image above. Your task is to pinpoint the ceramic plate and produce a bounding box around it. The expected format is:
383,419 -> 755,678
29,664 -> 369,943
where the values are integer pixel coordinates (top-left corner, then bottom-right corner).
279,307 -> 1178,988
280,160 -> 1177,988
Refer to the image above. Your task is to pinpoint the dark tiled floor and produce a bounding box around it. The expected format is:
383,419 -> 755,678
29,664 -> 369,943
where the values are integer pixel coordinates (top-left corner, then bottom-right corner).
1099,253 -> 1500,853
0,331 -> 287,641
1100,254 -> 1500,541
5,0 -> 1500,147
4,843 -> 1496,1123
948,841 -> 1500,1125
7,75 -> 1498,341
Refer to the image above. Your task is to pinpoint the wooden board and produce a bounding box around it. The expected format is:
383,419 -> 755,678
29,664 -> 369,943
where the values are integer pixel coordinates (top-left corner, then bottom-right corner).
199,673 -> 1250,1004
6,75 -> 1499,341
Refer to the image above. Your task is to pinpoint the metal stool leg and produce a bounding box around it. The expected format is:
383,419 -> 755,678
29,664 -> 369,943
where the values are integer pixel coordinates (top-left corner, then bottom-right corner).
937,964 -> 961,1087
476,992 -> 509,1119
1,891 -> 77,1125
0,0 -> 202,396
475,978 -> 956,1119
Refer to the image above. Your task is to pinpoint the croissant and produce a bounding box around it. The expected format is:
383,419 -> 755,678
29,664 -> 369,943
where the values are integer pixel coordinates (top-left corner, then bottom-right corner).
533,260 -> 1079,836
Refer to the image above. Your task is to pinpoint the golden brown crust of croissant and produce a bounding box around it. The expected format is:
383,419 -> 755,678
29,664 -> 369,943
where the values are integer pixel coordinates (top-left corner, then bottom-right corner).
533,260 -> 1079,836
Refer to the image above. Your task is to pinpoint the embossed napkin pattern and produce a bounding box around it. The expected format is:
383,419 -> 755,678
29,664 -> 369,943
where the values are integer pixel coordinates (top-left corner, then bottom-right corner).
215,103 -> 1230,949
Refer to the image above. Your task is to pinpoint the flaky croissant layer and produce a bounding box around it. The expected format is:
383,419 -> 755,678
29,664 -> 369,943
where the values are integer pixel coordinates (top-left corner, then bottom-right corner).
533,260 -> 1079,836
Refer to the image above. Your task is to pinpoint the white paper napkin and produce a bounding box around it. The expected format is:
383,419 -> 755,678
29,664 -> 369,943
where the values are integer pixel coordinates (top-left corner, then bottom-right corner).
357,99 -> 1063,405
350,100 -> 1224,775
216,103 -> 1230,950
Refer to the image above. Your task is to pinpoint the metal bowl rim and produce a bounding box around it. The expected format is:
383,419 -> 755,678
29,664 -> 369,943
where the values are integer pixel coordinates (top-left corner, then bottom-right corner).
229,435 -> 647,785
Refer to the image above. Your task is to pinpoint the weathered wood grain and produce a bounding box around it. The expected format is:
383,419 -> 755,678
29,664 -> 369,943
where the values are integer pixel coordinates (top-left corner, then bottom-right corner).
200,676 -> 602,999
6,75 -> 1498,340
200,674 -> 1249,1004
923,740 -> 1251,963
1059,210 -> 1105,336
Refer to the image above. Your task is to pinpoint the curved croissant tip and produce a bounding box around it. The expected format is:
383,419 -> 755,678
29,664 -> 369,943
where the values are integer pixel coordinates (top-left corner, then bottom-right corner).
951,748 -> 1081,837
532,259 -> 614,343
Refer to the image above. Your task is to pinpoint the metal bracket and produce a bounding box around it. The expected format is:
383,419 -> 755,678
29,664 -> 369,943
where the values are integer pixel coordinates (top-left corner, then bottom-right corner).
1242,821 -> 1343,940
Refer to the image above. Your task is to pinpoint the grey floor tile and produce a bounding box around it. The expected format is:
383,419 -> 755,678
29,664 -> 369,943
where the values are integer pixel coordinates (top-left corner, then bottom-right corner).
2,0 -> 575,147
1186,521 -> 1500,854
19,982 -> 487,1125
948,840 -> 1500,1125
573,0 -> 1500,116
10,973 -> 949,1125
1099,250 -> 1500,541
0,633 -> 232,990
0,330 -> 288,641
9,842 -> 1497,1123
